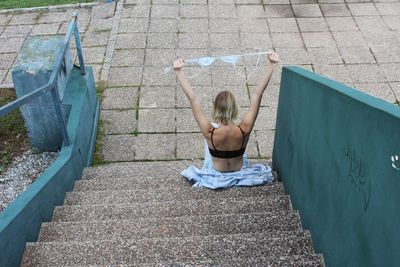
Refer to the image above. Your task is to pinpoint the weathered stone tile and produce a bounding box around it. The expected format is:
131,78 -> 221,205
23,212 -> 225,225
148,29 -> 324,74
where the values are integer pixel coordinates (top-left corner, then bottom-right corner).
209,5 -> 237,18
176,108 -> 209,131
145,49 -> 176,67
181,5 -> 209,18
237,0 -> 263,3
297,18 -> 329,32
246,65 -> 283,85
264,5 -> 294,18
239,18 -> 269,32
0,53 -> 17,69
152,5 -> 179,18
211,66 -> 247,86
348,3 -> 380,16
0,69 -> 7,83
9,13 -> 39,25
101,87 -> 139,110
138,108 -> 175,132
325,17 -> 358,31
237,5 -> 266,18
91,2 -> 116,19
0,38 -> 24,53
82,32 -> 110,47
153,0 -> 179,3
177,67 -> 212,86
313,64 -> 352,83
0,14 -> 12,25
101,110 -> 136,134
149,18 -> 179,32
271,32 -> 303,48
383,16 -> 400,31
320,4 -> 351,16
181,0 -> 207,3
30,23 -> 61,36
148,33 -> 178,48
139,86 -> 175,108
244,132 -> 259,158
390,82 -> 400,100
347,64 -> 387,83
115,33 -> 147,49
108,67 -> 143,86
102,135 -> 136,162
1,25 -> 32,38
256,129 -> 275,158
370,45 -> 400,63
87,18 -> 113,33
292,4 -> 323,17
176,49 -> 208,60
354,82 -> 396,103
82,46 -> 106,64
179,32 -> 209,49
210,33 -> 240,49
380,63 -> 400,82
125,0 -> 151,3
248,83 -> 281,107
209,0 -> 234,3
143,67 -> 176,86
254,106 -> 278,130
332,31 -> 367,47
58,19 -> 89,34
268,18 -> 298,32
302,32 -> 336,48
339,46 -> 376,64
122,5 -> 150,18
134,133 -> 176,160
308,47 -> 343,64
275,48 -> 311,65
179,19 -> 209,33
36,11 -> 69,23
209,19 -> 239,32
241,33 -> 272,49
177,133 -> 204,159
119,18 -> 149,33
317,0 -> 344,3
375,3 -> 400,16
112,49 -> 145,67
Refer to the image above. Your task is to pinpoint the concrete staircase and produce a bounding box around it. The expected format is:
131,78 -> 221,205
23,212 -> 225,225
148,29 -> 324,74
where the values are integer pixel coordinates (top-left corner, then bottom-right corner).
21,161 -> 323,266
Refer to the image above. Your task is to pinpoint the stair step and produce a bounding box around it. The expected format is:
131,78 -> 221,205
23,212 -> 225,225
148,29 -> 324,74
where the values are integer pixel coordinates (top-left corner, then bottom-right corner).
54,197 -> 297,222
40,213 -> 305,242
22,233 -> 315,266
132,254 -> 324,266
64,182 -> 285,205
81,160 -> 202,180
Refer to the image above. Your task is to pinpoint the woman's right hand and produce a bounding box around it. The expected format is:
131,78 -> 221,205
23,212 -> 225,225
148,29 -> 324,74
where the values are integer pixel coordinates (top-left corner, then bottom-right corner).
173,58 -> 185,72
267,51 -> 279,64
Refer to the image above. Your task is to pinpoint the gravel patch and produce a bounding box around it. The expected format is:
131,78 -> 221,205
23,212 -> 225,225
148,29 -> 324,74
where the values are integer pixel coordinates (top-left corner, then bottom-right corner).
0,150 -> 58,213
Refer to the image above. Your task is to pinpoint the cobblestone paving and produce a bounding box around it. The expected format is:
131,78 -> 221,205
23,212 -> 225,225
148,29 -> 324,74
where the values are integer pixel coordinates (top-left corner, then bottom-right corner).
1,0 -> 399,162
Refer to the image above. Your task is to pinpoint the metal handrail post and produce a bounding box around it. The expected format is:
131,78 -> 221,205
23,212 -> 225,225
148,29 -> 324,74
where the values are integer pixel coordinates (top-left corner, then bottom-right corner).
73,13 -> 86,75
51,84 -> 70,146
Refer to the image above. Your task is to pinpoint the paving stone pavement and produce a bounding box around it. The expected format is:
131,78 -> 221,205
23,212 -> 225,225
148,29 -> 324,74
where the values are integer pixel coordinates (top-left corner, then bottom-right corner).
1,0 -> 399,162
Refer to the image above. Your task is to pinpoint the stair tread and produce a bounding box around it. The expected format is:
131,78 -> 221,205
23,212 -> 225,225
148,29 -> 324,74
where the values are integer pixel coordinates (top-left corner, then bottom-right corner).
22,233 -> 315,266
54,197 -> 296,222
65,182 -> 285,205
40,212 -> 305,242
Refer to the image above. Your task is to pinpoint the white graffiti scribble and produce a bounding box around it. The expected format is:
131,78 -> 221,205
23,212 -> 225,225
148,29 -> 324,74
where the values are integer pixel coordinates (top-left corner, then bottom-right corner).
391,155 -> 400,170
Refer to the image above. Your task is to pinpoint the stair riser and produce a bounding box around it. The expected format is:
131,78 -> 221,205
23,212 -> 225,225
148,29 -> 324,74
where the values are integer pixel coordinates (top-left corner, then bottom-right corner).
64,186 -> 286,206
40,213 -> 304,242
22,235 -> 314,266
53,199 -> 296,222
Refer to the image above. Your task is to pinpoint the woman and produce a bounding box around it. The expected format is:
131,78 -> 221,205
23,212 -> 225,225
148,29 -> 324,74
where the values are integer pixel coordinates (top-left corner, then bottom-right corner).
174,51 -> 279,189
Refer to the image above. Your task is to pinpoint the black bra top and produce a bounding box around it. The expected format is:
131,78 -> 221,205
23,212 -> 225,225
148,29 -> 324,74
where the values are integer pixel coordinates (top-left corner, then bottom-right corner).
209,125 -> 247,159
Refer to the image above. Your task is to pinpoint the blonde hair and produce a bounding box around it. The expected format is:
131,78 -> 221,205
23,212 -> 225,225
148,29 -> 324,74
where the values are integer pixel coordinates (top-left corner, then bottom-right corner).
212,91 -> 238,125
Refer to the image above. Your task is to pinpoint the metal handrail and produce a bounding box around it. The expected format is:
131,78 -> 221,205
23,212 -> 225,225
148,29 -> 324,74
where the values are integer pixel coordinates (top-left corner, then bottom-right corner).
0,13 -> 86,146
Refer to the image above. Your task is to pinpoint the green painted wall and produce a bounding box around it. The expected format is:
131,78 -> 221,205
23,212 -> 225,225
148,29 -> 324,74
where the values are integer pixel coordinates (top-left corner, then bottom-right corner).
273,66 -> 400,267
0,66 -> 99,267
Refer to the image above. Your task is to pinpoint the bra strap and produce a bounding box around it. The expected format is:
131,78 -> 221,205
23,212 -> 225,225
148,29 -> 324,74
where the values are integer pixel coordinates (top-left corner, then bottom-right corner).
210,128 -> 218,151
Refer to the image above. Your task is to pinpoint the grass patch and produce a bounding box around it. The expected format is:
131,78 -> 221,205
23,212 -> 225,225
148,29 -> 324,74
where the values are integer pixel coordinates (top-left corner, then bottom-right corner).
91,81 -> 107,165
0,0 -> 93,10
0,89 -> 29,174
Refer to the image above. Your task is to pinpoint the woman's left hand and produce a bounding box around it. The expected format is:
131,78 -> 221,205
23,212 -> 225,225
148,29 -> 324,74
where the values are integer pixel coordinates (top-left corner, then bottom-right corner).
173,58 -> 185,72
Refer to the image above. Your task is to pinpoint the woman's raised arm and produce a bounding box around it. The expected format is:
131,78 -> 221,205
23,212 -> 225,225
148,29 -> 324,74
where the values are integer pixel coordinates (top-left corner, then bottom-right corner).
240,51 -> 279,134
174,58 -> 212,136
